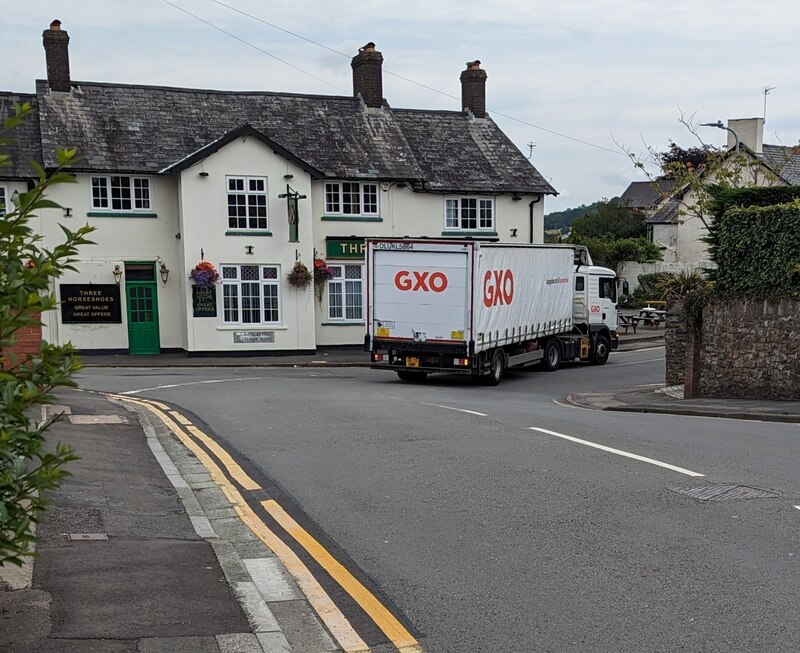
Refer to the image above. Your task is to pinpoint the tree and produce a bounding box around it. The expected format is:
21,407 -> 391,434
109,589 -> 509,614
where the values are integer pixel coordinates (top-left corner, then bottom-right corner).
566,200 -> 661,272
1,103 -> 95,566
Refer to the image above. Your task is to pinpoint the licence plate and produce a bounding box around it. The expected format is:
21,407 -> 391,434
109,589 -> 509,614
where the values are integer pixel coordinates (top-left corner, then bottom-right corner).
406,357 -> 420,368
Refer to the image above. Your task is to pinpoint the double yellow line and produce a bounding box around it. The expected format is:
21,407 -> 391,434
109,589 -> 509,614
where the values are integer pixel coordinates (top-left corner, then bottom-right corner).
112,394 -> 419,653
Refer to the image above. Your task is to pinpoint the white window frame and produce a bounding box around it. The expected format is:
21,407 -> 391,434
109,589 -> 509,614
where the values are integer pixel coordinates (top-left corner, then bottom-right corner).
444,196 -> 495,231
90,175 -> 153,212
0,185 -> 6,216
327,263 -> 365,322
227,176 -> 269,231
221,264 -> 281,325
324,181 -> 379,217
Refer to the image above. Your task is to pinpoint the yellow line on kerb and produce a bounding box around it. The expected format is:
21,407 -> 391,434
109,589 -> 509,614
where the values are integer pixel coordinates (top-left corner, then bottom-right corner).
264,499 -> 420,652
114,396 -> 369,653
184,423 -> 261,491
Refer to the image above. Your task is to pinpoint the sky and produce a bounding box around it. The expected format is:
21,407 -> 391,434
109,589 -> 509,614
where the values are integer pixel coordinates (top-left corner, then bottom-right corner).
4,0 -> 799,212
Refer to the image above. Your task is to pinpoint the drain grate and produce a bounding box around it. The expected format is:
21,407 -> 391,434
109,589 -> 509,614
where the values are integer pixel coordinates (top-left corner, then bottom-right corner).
669,483 -> 780,501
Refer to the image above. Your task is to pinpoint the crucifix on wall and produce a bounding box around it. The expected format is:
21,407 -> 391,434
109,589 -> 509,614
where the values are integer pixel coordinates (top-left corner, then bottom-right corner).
278,185 -> 307,243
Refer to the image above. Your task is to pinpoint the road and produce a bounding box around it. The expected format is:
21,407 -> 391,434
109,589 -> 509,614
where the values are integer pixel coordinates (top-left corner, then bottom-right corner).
79,347 -> 800,653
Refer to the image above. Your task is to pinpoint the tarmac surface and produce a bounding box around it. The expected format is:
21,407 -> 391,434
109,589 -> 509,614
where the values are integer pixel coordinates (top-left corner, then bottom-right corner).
3,326 -> 800,652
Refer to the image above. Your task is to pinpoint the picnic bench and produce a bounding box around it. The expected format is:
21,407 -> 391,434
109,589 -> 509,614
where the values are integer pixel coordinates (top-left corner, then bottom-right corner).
618,308 -> 667,334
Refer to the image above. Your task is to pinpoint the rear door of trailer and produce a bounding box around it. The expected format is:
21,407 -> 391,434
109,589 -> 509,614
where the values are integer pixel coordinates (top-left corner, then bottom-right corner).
368,241 -> 472,345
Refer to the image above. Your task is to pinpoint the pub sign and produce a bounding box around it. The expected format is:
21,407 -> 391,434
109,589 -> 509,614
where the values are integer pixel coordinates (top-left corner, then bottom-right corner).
60,284 -> 122,323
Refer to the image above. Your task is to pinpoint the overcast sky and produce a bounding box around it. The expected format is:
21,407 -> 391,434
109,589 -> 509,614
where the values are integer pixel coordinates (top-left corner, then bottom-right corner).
5,0 -> 799,212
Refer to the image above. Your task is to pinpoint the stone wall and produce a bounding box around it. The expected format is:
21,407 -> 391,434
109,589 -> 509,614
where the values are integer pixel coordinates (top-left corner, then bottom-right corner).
697,299 -> 800,400
664,325 -> 686,386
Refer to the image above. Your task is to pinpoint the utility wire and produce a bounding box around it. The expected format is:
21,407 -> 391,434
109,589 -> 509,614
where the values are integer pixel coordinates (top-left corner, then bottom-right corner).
174,0 -> 628,157
160,0 -> 345,92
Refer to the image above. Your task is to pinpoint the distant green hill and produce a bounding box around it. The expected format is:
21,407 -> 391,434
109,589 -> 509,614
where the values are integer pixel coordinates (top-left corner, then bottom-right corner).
545,201 -> 605,232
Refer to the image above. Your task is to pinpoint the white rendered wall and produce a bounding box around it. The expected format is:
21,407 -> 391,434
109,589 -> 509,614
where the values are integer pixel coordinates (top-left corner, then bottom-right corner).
176,137 -> 316,353
36,174 -> 182,351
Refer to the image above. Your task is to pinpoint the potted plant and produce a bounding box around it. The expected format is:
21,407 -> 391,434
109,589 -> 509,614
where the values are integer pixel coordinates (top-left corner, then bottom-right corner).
286,260 -> 312,289
313,257 -> 334,303
188,261 -> 219,286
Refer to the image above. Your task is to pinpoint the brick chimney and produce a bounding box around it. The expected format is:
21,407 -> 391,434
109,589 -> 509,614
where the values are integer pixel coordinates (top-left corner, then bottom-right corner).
460,60 -> 487,118
351,42 -> 384,108
42,20 -> 71,92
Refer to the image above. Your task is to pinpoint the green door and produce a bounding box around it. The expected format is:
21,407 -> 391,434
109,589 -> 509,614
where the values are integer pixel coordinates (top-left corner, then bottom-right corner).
125,263 -> 160,354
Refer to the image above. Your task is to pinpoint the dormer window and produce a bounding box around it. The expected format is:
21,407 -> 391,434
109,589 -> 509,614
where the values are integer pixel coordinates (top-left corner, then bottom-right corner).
324,182 -> 379,217
91,176 -> 152,211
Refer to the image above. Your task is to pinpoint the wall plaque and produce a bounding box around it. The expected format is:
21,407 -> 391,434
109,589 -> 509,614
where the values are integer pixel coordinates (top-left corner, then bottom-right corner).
192,285 -> 217,317
233,331 -> 275,344
60,284 -> 122,323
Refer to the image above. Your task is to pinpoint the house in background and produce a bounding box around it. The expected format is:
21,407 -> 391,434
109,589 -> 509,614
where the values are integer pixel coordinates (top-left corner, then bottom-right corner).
1,21 -> 555,356
619,118 -> 800,287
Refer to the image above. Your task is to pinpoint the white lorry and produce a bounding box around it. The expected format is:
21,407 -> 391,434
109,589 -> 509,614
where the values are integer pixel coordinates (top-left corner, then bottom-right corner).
365,238 -> 623,384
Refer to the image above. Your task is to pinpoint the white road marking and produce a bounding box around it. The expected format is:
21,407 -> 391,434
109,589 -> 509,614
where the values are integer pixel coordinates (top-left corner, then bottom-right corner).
612,357 -> 665,366
551,399 -> 587,410
795,506 -> 800,511
529,426 -> 705,477
420,402 -> 487,417
119,377 -> 262,395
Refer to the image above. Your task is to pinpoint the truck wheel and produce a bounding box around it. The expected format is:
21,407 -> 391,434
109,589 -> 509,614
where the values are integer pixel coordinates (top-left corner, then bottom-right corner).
397,370 -> 428,382
591,334 -> 611,365
542,339 -> 561,372
484,350 -> 504,386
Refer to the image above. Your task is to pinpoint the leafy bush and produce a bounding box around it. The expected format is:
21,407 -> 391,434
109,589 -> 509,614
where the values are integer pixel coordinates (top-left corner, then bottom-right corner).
1,103 -> 95,566
706,200 -> 800,299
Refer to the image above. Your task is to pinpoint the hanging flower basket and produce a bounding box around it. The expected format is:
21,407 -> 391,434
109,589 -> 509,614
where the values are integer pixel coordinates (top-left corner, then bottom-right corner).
287,261 -> 312,289
188,261 -> 219,286
313,257 -> 334,303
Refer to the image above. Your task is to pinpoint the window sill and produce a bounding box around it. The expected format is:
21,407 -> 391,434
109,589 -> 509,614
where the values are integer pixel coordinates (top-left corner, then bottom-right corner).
87,211 -> 158,218
225,230 -> 272,236
441,230 -> 498,237
321,215 -> 382,222
321,321 -> 365,326
216,325 -> 287,331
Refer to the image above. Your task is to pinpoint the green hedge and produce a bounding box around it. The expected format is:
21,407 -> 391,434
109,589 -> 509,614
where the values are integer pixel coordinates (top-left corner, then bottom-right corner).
707,185 -> 800,220
706,200 -> 800,298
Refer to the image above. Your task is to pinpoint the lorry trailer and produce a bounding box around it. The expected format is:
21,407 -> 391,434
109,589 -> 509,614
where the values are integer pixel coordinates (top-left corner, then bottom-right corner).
365,238 -> 622,384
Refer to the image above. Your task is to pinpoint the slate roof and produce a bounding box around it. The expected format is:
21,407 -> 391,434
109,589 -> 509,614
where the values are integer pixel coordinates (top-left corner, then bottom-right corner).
618,180 -> 677,209
0,93 -> 42,178
33,80 -> 555,194
647,199 -> 680,224
761,144 -> 800,184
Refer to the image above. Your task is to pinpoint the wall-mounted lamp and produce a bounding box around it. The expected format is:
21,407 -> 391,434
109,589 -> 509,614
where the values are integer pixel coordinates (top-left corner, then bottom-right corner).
245,245 -> 254,255
63,207 -> 73,217
113,264 -> 123,285
159,262 -> 170,284
510,228 -> 518,237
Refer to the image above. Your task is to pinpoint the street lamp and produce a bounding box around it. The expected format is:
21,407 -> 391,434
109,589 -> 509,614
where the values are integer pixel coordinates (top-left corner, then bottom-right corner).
700,120 -> 740,154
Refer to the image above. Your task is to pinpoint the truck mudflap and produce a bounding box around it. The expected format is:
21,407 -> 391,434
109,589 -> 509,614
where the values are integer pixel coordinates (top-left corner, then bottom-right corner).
369,340 -> 473,375
611,332 -> 619,350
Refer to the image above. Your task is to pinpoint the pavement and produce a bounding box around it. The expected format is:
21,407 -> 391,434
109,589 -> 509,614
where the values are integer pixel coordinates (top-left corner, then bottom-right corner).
4,327 -> 799,651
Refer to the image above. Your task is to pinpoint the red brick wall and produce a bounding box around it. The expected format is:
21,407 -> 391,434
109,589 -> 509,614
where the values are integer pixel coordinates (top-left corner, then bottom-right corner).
1,324 -> 42,368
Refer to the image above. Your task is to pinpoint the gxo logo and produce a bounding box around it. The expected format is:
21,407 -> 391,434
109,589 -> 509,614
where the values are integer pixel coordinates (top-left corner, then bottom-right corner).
483,269 -> 514,308
394,270 -> 448,293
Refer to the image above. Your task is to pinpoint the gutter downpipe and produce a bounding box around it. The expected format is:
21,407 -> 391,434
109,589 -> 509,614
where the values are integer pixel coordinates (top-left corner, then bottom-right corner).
529,194 -> 541,243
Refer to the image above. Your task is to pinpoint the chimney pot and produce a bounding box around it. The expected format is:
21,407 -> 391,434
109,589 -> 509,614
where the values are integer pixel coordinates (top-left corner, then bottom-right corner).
460,60 -> 487,118
43,19 -> 71,92
351,42 -> 384,108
